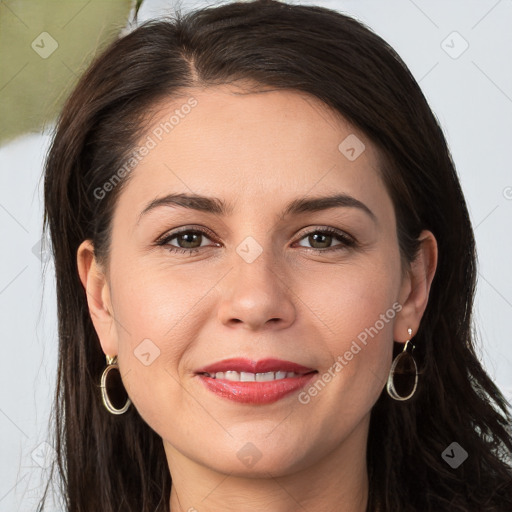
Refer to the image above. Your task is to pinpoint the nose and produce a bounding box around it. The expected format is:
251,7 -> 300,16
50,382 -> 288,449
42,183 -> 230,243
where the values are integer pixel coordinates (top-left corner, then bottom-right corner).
216,245 -> 297,331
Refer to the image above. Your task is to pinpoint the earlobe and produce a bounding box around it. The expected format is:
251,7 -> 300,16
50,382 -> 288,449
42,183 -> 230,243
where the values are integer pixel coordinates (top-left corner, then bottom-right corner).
394,230 -> 438,342
76,239 -> 118,355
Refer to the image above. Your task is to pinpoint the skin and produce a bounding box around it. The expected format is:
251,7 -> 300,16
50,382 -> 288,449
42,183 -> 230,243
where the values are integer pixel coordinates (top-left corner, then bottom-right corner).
77,84 -> 437,512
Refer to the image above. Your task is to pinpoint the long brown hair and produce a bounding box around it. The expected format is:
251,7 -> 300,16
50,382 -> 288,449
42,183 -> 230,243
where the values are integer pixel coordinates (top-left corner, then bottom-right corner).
40,1 -> 512,510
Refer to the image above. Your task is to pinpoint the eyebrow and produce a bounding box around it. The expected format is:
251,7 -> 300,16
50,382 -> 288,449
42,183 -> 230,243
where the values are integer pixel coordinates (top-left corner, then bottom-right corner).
137,192 -> 377,224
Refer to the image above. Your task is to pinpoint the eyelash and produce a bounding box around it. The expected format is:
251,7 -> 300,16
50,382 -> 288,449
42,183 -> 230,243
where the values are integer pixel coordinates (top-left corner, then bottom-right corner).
155,226 -> 357,255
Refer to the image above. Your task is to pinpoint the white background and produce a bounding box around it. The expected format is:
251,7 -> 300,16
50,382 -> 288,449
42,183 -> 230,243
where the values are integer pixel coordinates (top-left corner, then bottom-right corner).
1,0 -> 511,510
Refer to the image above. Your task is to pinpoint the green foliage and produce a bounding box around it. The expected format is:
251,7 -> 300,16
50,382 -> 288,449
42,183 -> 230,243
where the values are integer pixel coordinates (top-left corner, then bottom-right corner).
0,0 -> 136,145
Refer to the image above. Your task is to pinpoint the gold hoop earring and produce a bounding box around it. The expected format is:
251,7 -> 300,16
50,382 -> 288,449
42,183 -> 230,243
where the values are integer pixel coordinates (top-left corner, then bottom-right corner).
100,354 -> 132,415
386,328 -> 418,401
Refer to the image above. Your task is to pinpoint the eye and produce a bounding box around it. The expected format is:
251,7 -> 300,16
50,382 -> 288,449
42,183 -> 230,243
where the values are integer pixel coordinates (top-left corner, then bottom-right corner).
156,227 -> 218,255
294,227 -> 356,253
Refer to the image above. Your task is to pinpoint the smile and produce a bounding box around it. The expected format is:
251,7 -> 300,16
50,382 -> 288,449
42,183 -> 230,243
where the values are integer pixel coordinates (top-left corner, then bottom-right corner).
195,358 -> 318,404
201,370 -> 303,381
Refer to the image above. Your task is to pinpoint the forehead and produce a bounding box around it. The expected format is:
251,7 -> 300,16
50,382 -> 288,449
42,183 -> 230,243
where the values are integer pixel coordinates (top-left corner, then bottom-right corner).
143,84 -> 367,169
116,85 -> 391,223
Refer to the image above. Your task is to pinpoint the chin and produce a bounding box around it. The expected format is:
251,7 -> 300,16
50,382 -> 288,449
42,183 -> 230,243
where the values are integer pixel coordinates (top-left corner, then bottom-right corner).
209,451 -> 309,479
199,431 -> 316,477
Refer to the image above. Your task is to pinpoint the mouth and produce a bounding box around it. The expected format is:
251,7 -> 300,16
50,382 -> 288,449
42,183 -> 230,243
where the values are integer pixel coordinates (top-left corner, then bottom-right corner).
200,370 -> 309,381
195,358 -> 318,404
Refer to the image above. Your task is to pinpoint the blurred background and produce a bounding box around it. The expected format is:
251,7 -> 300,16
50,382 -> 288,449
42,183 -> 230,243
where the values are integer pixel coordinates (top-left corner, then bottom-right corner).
1,0 -> 511,510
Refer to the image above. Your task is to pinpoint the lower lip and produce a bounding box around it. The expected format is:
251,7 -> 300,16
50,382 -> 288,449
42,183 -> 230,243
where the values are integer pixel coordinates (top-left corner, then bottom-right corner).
197,373 -> 317,404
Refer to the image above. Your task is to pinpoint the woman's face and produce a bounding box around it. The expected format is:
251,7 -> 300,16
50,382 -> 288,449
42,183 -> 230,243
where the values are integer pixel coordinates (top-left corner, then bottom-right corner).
80,85 -> 425,478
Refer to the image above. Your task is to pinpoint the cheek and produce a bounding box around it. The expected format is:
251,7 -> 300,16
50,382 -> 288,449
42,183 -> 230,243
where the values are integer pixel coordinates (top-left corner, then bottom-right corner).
107,261 -> 213,424
109,257 -> 217,352
296,287 -> 396,445
296,256 -> 400,408
293,252 -> 400,346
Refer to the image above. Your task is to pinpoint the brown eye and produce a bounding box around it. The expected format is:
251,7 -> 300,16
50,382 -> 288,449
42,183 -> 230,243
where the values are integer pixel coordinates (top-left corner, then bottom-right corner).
296,228 -> 356,252
156,228 -> 217,254
174,231 -> 204,249
307,232 -> 333,249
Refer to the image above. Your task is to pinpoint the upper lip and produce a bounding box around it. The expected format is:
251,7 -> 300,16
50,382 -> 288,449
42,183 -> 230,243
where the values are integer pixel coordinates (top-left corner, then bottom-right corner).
195,358 -> 317,375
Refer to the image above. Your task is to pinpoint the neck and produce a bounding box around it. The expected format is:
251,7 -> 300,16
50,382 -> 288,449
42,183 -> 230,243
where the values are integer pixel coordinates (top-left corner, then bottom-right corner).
165,417 -> 370,512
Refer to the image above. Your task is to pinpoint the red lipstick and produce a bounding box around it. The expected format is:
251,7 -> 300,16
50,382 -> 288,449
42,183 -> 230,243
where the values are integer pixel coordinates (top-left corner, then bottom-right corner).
195,358 -> 317,404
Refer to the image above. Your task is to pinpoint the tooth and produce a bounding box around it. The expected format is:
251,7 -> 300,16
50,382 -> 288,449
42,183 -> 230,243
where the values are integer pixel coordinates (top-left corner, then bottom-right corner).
210,370 -> 300,381
224,371 -> 240,381
255,372 -> 275,382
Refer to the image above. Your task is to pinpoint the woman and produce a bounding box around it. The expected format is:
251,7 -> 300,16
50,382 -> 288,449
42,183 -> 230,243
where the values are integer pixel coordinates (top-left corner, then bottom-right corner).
39,0 -> 512,510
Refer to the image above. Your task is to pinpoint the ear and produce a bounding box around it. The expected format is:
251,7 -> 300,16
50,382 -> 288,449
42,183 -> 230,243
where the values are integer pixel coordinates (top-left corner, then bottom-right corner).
76,239 -> 118,356
394,230 -> 438,342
